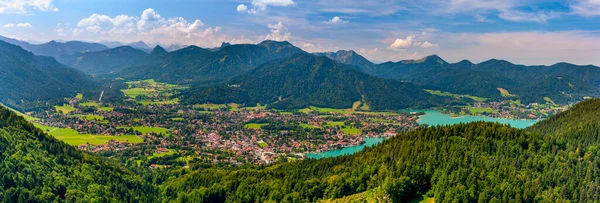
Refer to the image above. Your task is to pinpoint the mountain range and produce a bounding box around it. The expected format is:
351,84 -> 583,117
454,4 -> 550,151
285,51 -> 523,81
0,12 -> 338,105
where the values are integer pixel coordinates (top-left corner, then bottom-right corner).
182,53 -> 455,110
0,36 -> 109,58
0,40 -> 94,107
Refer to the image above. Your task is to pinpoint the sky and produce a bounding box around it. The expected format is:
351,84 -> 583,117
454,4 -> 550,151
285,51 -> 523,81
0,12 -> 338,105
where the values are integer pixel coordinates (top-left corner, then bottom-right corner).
0,0 -> 599,65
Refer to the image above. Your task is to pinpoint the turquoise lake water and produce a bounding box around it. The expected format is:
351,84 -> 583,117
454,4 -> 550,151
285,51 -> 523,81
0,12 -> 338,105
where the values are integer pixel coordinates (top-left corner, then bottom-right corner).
306,110 -> 540,159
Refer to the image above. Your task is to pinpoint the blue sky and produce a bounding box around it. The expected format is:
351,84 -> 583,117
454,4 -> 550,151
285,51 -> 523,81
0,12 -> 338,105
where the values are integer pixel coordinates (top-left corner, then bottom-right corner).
0,0 -> 599,65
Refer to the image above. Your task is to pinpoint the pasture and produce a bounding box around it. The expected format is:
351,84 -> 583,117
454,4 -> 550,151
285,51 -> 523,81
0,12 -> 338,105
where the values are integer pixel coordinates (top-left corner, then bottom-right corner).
54,105 -> 76,114
244,123 -> 268,129
117,126 -> 171,136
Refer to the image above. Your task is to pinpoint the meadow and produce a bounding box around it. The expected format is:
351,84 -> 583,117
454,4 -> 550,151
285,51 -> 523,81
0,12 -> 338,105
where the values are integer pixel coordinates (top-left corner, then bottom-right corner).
244,123 -> 269,129
117,126 -> 171,136
34,123 -> 142,145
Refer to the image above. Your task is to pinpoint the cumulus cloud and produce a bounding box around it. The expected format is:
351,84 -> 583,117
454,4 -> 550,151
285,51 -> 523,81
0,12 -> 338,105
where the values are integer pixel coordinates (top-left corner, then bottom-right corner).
327,16 -> 348,24
0,0 -> 58,14
414,41 -> 438,48
238,0 -> 295,14
3,22 -> 32,28
571,0 -> 600,16
389,36 -> 414,50
73,8 -> 226,47
237,4 -> 248,12
265,21 -> 291,41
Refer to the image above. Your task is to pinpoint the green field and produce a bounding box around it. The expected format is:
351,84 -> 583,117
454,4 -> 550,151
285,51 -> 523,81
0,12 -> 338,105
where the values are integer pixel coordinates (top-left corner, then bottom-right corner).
79,101 -> 99,107
469,107 -> 498,114
74,114 -> 104,121
257,141 -> 268,147
139,98 -> 180,106
34,123 -> 142,146
122,87 -> 154,98
299,123 -> 319,129
325,122 -> 361,135
97,106 -> 114,112
497,87 -> 515,97
426,89 -> 488,102
75,93 -> 83,100
147,149 -> 178,160
54,105 -> 76,114
310,106 -> 348,114
244,123 -> 269,129
117,126 -> 170,136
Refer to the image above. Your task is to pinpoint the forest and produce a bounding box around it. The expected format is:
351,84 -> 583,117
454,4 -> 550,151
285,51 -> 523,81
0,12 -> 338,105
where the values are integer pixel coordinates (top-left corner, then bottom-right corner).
3,99 -> 600,202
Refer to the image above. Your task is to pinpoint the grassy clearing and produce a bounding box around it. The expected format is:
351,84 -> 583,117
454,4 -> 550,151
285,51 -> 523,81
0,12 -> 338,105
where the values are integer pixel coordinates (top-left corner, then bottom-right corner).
75,93 -> 83,100
54,105 -> 76,114
544,97 -> 557,105
195,103 -> 228,110
244,123 -> 269,129
138,98 -> 179,106
300,123 -> 319,129
34,123 -> 142,145
147,149 -> 177,160
97,106 -> 114,112
170,117 -> 184,121
497,87 -> 515,97
117,126 -> 170,136
426,89 -> 488,102
74,114 -> 104,121
122,88 -> 154,98
469,107 -> 498,114
325,122 -> 361,135
257,141 -> 268,148
310,106 -> 347,114
79,101 -> 99,107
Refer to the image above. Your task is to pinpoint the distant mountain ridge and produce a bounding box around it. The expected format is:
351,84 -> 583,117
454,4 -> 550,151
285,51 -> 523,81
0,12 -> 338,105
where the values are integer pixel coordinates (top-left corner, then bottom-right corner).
0,40 -> 95,106
182,53 -> 454,110
0,35 -> 109,58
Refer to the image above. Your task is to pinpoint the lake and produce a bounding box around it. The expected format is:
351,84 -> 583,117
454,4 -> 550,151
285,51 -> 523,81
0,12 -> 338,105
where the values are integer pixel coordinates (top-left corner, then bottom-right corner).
306,110 -> 540,159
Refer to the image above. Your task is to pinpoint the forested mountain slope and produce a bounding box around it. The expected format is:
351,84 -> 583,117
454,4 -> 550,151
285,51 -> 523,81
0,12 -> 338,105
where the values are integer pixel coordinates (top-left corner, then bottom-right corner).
0,36 -> 108,58
369,56 -> 600,104
0,40 -> 94,107
57,46 -> 154,75
182,54 -> 452,110
161,99 -> 600,202
0,107 -> 157,202
120,40 -> 306,85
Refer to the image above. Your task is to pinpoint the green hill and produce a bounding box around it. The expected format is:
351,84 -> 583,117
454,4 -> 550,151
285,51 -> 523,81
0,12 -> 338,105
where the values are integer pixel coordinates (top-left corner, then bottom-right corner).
0,106 -> 157,202
370,55 -> 600,104
0,40 -> 95,108
182,53 -> 452,110
120,40 -> 306,85
58,46 -> 153,75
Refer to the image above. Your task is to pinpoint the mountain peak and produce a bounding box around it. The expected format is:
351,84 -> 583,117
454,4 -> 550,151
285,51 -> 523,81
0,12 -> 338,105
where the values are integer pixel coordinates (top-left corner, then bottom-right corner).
400,54 -> 447,65
151,45 -> 168,55
220,42 -> 231,48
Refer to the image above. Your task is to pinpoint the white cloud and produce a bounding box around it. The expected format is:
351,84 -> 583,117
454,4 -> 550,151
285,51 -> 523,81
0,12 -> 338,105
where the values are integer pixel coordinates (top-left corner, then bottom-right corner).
302,43 -> 315,48
414,41 -> 438,48
239,0 -> 296,14
0,0 -> 58,14
73,8 -> 227,47
318,0 -> 403,16
571,0 -> 600,16
327,16 -> 348,24
389,36 -> 414,50
265,21 -> 291,41
441,0 -> 559,23
237,4 -> 248,12
3,22 -> 31,28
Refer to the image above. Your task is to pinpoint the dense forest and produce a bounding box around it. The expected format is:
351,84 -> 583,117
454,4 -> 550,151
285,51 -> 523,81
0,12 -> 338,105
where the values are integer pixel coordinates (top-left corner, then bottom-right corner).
0,107 -> 158,202
2,95 -> 600,202
363,56 -> 600,104
182,53 -> 458,110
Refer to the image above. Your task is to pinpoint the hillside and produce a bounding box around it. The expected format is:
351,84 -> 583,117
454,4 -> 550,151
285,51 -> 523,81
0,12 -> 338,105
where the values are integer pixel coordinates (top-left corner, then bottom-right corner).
0,40 -> 95,107
120,40 -> 306,85
161,99 -> 600,202
315,50 -> 376,73
182,54 -> 454,110
370,56 -> 600,104
58,46 -> 153,75
0,106 -> 157,202
0,36 -> 108,58
528,98 -> 600,136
